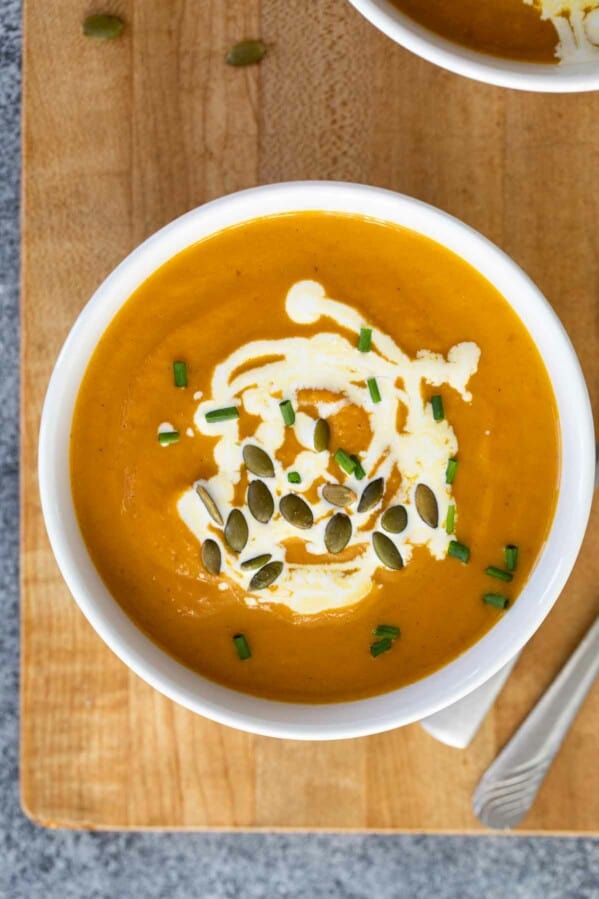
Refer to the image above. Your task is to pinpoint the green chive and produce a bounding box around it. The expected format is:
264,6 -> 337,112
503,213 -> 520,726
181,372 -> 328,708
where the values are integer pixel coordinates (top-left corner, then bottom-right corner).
483,593 -> 510,610
505,545 -> 519,572
446,504 -> 456,535
367,377 -> 381,403
173,360 -> 187,388
373,624 -> 400,639
358,327 -> 372,352
334,448 -> 357,476
448,540 -> 470,563
233,633 -> 252,660
205,406 -> 239,423
431,395 -> 444,421
287,471 -> 301,484
351,455 -> 366,480
485,566 -> 513,583
370,637 -> 392,657
158,430 -> 180,446
445,458 -> 458,485
279,399 -> 295,426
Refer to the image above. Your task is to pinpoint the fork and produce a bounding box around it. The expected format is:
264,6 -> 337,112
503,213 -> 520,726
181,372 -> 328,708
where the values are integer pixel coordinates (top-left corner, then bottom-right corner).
472,614 -> 599,829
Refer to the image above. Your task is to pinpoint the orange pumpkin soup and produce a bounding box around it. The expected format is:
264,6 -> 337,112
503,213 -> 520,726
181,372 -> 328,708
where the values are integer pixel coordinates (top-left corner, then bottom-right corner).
70,212 -> 559,703
388,0 -> 599,65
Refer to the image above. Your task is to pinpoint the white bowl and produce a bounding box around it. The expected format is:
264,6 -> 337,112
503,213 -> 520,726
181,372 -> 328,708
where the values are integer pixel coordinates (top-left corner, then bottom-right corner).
348,0 -> 599,92
39,182 -> 595,740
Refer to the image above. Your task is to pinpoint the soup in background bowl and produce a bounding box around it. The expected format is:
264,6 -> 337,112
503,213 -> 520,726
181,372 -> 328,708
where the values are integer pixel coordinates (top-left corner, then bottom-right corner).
39,182 -> 595,739
348,0 -> 599,91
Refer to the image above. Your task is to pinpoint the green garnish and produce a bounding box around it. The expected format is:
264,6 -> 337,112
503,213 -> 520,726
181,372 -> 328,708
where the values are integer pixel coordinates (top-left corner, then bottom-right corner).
446,504 -> 456,535
233,633 -> 252,660
448,540 -> 470,563
287,471 -> 301,484
358,327 -> 372,352
279,399 -> 295,426
334,449 -> 357,476
158,430 -> 180,446
205,406 -> 239,422
485,566 -> 513,583
226,39 -> 267,67
370,637 -> 393,657
431,395 -> 444,421
367,377 -> 381,404
373,624 -> 400,639
351,455 -> 366,480
483,593 -> 510,610
445,458 -> 458,485
82,13 -> 125,40
173,360 -> 187,388
505,545 -> 519,572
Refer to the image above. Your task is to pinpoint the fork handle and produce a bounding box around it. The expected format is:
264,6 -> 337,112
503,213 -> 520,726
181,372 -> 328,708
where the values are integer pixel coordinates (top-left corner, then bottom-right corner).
474,615 -> 599,824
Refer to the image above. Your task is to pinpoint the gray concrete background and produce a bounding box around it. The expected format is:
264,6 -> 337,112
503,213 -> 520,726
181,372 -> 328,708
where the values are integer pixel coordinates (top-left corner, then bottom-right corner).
1,2 -> 597,896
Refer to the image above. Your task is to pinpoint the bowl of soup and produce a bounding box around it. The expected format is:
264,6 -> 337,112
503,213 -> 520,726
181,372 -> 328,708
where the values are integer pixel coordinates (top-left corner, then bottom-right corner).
39,182 -> 594,739
348,0 -> 599,91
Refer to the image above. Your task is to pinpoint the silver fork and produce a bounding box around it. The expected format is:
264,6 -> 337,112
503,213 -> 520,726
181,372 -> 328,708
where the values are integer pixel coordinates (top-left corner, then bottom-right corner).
472,614 -> 599,829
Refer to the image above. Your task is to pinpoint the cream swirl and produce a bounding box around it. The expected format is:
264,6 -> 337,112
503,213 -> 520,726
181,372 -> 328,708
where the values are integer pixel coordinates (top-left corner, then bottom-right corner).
177,280 -> 480,615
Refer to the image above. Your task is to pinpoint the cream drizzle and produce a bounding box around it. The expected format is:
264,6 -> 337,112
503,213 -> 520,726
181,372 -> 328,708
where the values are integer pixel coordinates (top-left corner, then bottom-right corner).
525,0 -> 599,62
177,280 -> 480,616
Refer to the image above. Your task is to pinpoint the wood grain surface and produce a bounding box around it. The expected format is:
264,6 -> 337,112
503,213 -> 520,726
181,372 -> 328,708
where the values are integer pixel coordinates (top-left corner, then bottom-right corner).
21,0 -> 599,831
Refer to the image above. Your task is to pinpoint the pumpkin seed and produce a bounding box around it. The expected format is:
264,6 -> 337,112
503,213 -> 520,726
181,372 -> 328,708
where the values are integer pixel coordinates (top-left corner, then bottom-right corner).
324,513 -> 352,554
322,483 -> 356,508
357,477 -> 384,513
196,484 -> 224,526
373,532 -> 404,570
83,13 -> 125,40
314,418 -> 330,452
201,539 -> 221,575
247,480 -> 274,523
224,509 -> 248,553
249,560 -> 284,590
242,444 -> 274,478
415,483 -> 438,528
381,505 -> 408,534
279,493 -> 314,529
226,39 -> 267,67
240,553 -> 272,570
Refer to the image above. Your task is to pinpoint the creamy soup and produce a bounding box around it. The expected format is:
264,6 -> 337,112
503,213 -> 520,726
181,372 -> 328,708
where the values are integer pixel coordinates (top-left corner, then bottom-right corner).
389,0 -> 599,64
71,212 -> 559,703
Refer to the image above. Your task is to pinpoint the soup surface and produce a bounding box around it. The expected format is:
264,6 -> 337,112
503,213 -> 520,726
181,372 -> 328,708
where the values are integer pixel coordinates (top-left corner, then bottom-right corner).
388,0 -> 599,64
71,212 -> 559,703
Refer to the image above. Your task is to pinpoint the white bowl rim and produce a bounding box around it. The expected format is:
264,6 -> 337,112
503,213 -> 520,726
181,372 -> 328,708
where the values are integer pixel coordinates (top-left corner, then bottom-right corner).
348,0 -> 599,92
39,180 -> 595,741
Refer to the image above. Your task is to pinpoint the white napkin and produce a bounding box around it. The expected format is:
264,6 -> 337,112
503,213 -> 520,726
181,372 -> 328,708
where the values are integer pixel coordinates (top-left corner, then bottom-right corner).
420,656 -> 519,748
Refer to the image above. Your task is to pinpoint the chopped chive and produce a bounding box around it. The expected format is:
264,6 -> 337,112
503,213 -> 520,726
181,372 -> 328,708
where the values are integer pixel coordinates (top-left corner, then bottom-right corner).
358,327 -> 372,352
233,633 -> 252,660
205,406 -> 239,423
373,624 -> 400,639
431,395 -> 444,421
446,504 -> 456,535
448,540 -> 470,563
351,455 -> 366,480
279,399 -> 295,426
370,637 -> 392,657
483,593 -> 510,610
158,430 -> 180,446
505,545 -> 519,572
445,458 -> 458,485
287,471 -> 301,484
367,377 -> 381,404
173,360 -> 187,388
485,566 -> 513,583
334,448 -> 357,476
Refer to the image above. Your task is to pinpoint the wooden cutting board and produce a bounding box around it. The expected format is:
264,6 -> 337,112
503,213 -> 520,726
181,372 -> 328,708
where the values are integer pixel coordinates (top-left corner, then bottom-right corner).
21,0 -> 599,831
